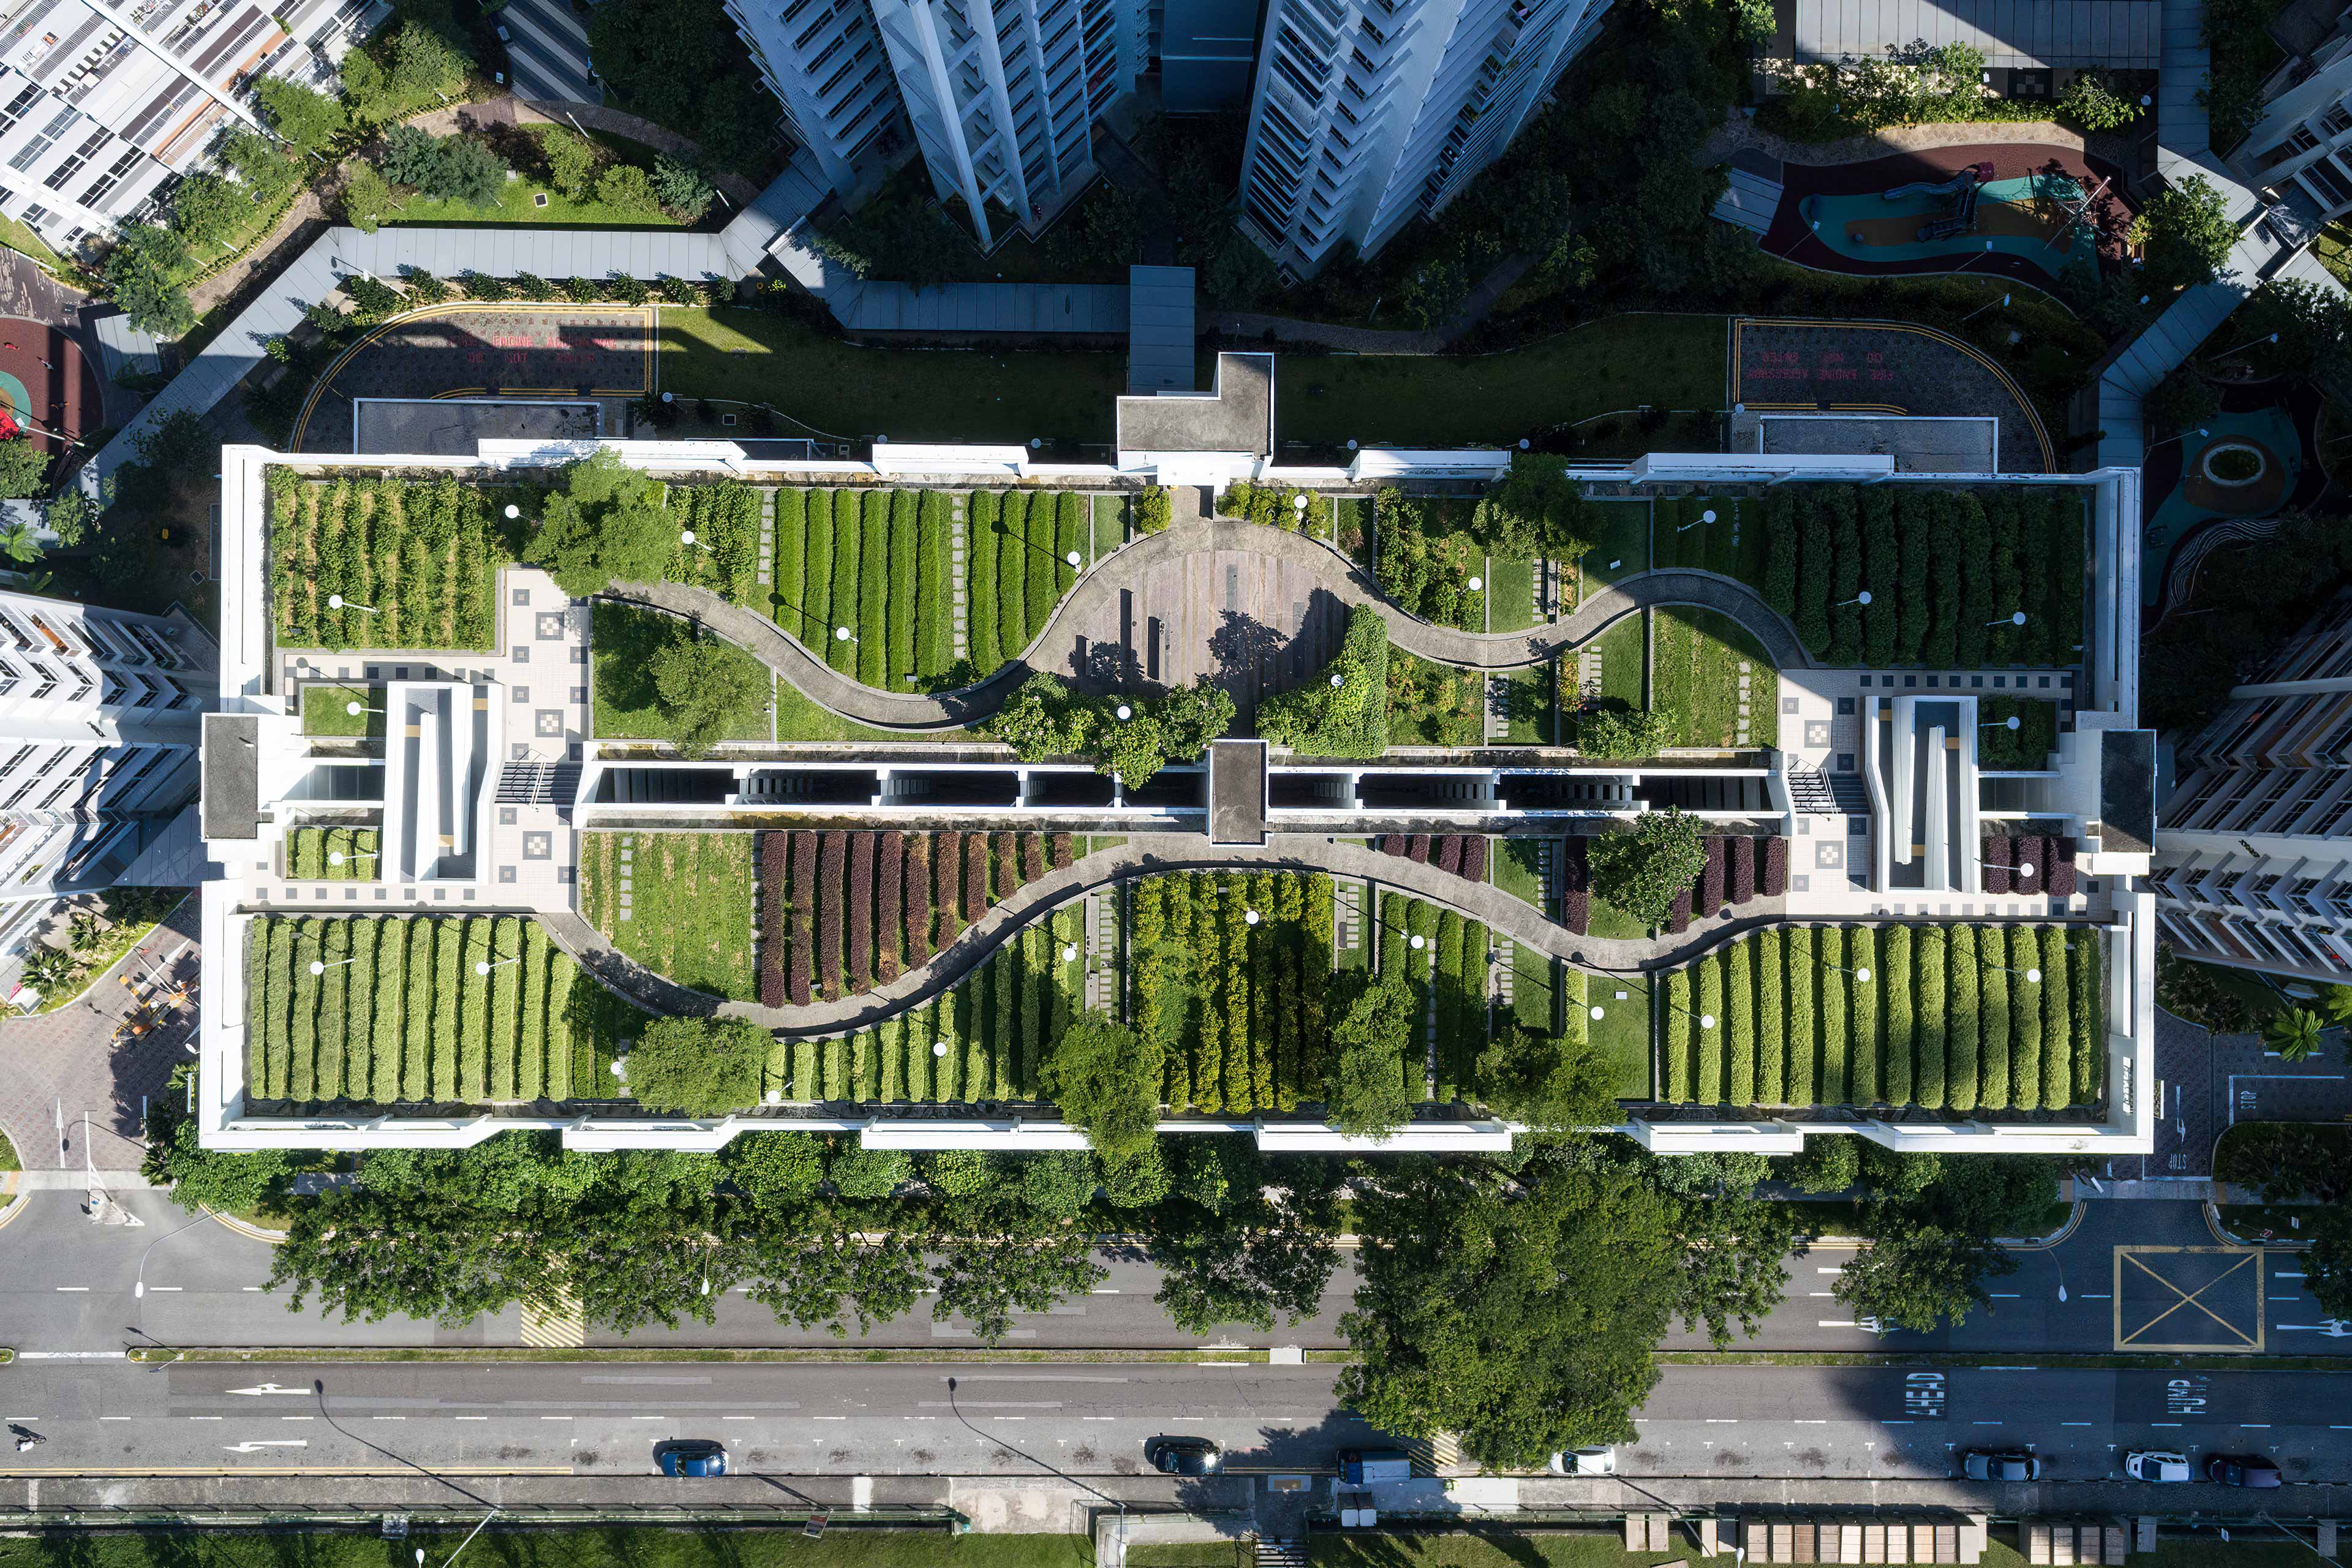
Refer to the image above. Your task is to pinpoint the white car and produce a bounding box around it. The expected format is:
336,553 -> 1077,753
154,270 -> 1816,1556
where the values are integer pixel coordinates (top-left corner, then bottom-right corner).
2127,1450 -> 2191,1482
1548,1446 -> 1617,1476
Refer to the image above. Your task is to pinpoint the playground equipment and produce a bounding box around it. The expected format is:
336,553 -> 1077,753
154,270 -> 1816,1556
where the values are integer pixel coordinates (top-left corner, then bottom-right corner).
1882,162 -> 1994,202
1896,162 -> 1996,241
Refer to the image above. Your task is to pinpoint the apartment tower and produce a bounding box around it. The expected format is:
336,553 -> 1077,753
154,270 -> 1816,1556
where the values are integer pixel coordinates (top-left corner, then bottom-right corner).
1237,0 -> 1609,274
724,0 -> 905,199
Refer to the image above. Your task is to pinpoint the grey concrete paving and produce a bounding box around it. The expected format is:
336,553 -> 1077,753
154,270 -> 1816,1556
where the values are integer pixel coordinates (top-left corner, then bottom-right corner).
0,897 -> 200,1174
622,520 -> 1811,733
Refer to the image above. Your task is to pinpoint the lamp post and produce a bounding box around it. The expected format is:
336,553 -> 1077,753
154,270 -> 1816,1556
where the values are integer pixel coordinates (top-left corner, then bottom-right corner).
1989,611 -> 2027,628
1670,1003 -> 1718,1031
1329,673 -> 1344,689
1983,715 -> 2021,733
1952,239 -> 1997,276
1836,589 -> 1873,608
1823,962 -> 1872,982
326,850 -> 378,870
504,504 -> 521,521
2146,426 -> 2209,452
2211,331 -> 2280,363
835,626 -> 857,646
1678,508 -> 1718,533
1988,962 -> 2043,983
326,594 -> 375,614
307,956 -> 360,976
1065,550 -> 1082,571
680,529 -> 712,552
475,955 -> 522,977
345,700 -> 385,719
1467,575 -> 1483,592
1244,909 -> 1261,927
1958,292 -> 2010,326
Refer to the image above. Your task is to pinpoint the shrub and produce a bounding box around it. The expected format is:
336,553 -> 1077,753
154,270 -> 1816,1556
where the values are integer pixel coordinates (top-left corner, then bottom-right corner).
1695,951 -> 1725,1104
848,832 -> 875,988
1883,925 -> 1915,1104
2046,836 -> 2078,897
964,834 -> 988,922
1697,837 -> 1726,918
1590,808 -> 1707,929
1257,605 -> 1389,757
1848,927 -> 1880,1103
1665,967 -> 1692,1101
1915,927 -> 1948,1109
1947,925 -> 1980,1113
1463,837 -> 1488,882
1561,838 -> 1590,934
905,835 -> 933,964
459,919 -> 491,1101
1022,833 -> 1045,881
2041,924 -> 2071,1110
1784,927 -> 1815,1103
488,916 -> 521,1101
1725,937 -> 1756,1103
404,918 -> 434,1102
1761,837 -> 1787,897
788,831 -> 815,1006
1763,489 -> 1798,618
877,834 -> 904,983
1408,834 -> 1432,864
1135,486 -> 1172,533
1667,885 -> 1693,935
1795,489 -> 1833,655
1436,835 -> 1463,875
1860,486 -> 1899,665
997,833 -> 1019,894
631,1015 -> 769,1115
760,832 -> 787,1007
828,491 -> 861,673
1756,928 -> 1785,1104
817,832 -> 845,997
1979,944 -> 2011,1110
1730,835 -> 1756,905
968,491 -> 1001,670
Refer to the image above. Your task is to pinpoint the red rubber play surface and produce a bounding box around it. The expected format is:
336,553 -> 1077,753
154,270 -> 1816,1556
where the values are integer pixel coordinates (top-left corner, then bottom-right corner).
0,318 -> 102,451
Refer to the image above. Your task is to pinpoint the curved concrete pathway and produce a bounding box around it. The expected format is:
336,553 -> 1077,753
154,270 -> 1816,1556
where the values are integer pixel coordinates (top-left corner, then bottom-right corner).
543,831 -> 1789,1038
612,519 -> 1811,732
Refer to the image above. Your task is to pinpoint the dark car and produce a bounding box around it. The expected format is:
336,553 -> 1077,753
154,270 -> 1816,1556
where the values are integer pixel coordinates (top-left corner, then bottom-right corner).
1145,1437 -> 1221,1476
656,1440 -> 728,1477
1961,1449 -> 2043,1482
2207,1455 -> 2282,1488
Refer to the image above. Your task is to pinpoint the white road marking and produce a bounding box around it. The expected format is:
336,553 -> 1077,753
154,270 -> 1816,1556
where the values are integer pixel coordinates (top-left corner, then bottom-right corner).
813,1415 -> 847,1421
1808,1292 -> 1833,1297
241,1287 -> 263,1292
2241,1424 -> 2272,1428
456,1416 -> 488,1421
1816,1267 -> 1844,1273
1793,1420 -> 1828,1425
2062,1422 -> 2091,1427
2152,1423 -> 2182,1428
1705,1419 -> 1738,1424
148,1286 -> 181,1292
1989,1293 -> 2022,1298
1090,1289 -> 1121,1295
723,1416 -> 755,1421
189,1417 -> 222,1422
223,1441 -> 308,1452
1972,1421 -> 2001,1426
99,1416 -> 130,1422
53,1287 -> 86,1292
540,1417 -> 571,1422
372,1417 -> 405,1422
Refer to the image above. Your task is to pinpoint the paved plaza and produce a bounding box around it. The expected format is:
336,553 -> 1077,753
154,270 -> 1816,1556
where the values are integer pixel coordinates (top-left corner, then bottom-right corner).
293,305 -> 654,453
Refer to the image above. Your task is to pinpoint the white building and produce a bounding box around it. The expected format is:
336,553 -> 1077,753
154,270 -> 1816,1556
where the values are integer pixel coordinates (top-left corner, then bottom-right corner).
0,0 -> 378,255
0,588 -> 214,961
723,0 -> 905,202
2154,590 -> 2352,982
1237,0 -> 1611,275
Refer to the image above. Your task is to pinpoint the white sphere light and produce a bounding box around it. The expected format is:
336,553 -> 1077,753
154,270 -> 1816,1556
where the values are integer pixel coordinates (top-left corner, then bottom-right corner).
1702,510 -> 1717,524
1467,576 -> 1483,592
308,960 -> 325,976
1115,704 -> 1133,721
328,594 -> 346,609
328,852 -> 345,866
679,530 -> 696,545
505,504 -> 521,521
2004,716 -> 2021,731
475,960 -> 491,976
2019,864 -> 2036,879
1589,1005 -> 1605,1021
1410,934 -> 1425,950
1701,1014 -> 1716,1029
347,701 -> 364,717
1245,909 -> 1261,926
1329,673 -> 1344,688
1856,967 -> 1872,983
1856,590 -> 1872,605
2027,968 -> 2042,983
2010,611 -> 2027,626
835,626 -> 851,641
1066,551 -> 1081,568
1061,944 -> 1078,962
933,1041 -> 948,1057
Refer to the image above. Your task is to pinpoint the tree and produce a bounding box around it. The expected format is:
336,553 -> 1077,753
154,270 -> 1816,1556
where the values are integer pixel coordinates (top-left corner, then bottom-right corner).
649,632 -> 769,759
543,129 -> 599,201
595,164 -> 662,220
1149,1145 -> 1343,1334
1039,1011 -> 1161,1161
379,124 -> 443,187
2305,1201 -> 2352,1323
105,223 -> 195,338
1831,1219 -> 2017,1332
1152,676 -> 1235,761
1474,1022 -> 1616,1136
2146,368 -> 2220,432
983,672 -> 1095,759
524,448 -> 674,595
586,0 -> 775,175
652,154 -> 715,222
341,163 -> 396,233
431,137 -> 511,209
1782,1136 -> 1861,1193
0,436 -> 48,500
222,132 -> 298,206
927,1188 -> 1107,1343
1576,704 -> 1676,760
144,1066 -> 293,1216
2057,70 -> 2142,131
255,78 -> 348,154
389,22 -> 472,105
1587,808 -> 1706,927
20,944 -> 77,994
1340,1155 -> 1687,1468
171,172 -> 247,251
2263,1006 -> 2325,1061
42,489 -> 94,547
1325,974 -> 1417,1140
2136,173 -> 2236,288
625,1014 -> 768,1115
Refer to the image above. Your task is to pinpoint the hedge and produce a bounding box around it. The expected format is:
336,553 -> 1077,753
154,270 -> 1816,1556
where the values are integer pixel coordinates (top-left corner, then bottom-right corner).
916,491 -> 954,679
760,832 -> 788,1007
878,833 -> 904,984
907,835 -> 935,963
1025,491 -> 1058,633
1055,492 -> 1082,597
968,491 -> 1002,671
1659,922 -> 2095,1112
1860,484 -> 1899,665
1828,485 -> 1863,664
998,491 -> 1032,654
244,916 -> 635,1107
802,488 -> 833,647
886,489 -> 917,685
774,488 -> 807,639
287,826 -> 382,881
848,832 -> 875,989
268,475 -> 511,652
857,490 -> 889,687
828,490 -> 861,673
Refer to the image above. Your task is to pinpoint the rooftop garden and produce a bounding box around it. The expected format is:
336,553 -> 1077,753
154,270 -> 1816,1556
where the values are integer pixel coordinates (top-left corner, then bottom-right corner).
1657,923 -> 2105,1113
771,488 -> 958,687
265,469 -> 525,652
579,832 -> 760,1002
590,602 -> 773,751
285,827 -> 381,882
243,914 -> 646,1109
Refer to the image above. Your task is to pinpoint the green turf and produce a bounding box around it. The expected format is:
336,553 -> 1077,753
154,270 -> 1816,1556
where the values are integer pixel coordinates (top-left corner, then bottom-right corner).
1583,970 -> 1654,1099
0,1128 -> 18,1173
301,684 -> 383,737
382,127 -> 687,230
1501,664 -> 1555,744
1589,612 -> 1646,712
578,831 -> 758,1000
1089,492 -> 1127,559
772,674 -> 974,744
590,602 -> 771,744
1650,604 -> 1778,750
1579,500 -> 1652,595
1511,939 -> 1567,1036
1388,652 -> 1484,746
1488,555 -> 1537,632
1587,891 -> 1652,940
0,1529 -> 1125,1568
1494,836 -> 1548,914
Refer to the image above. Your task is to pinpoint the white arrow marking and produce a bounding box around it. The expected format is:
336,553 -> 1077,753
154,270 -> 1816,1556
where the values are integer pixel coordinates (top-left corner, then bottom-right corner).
225,1383 -> 311,1397
222,1441 -> 309,1452
2277,1321 -> 2352,1336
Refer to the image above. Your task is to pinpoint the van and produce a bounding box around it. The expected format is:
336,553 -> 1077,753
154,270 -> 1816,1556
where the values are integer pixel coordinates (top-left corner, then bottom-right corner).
1338,1448 -> 1413,1485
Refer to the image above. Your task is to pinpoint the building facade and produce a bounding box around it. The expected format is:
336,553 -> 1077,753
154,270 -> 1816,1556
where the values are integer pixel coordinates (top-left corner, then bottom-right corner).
2155,590 -> 2352,981
723,0 -> 906,202
0,589 -> 214,964
0,0 -> 376,255
1237,0 -> 1610,276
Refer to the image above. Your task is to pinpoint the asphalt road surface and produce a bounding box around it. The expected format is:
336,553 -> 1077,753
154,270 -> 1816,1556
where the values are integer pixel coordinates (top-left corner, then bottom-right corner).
4,1359 -> 2351,1496
3,1190 -> 2337,1359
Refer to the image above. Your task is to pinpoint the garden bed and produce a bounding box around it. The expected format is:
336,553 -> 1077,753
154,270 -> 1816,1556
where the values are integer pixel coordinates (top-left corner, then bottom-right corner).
1650,604 -> 1777,750
1136,870 -> 1340,1113
242,914 -> 644,1107
579,832 -> 759,1000
265,469 -> 523,652
300,685 -> 383,737
1659,922 -> 2104,1111
771,488 -> 958,687
591,602 -> 772,744
285,827 -> 381,881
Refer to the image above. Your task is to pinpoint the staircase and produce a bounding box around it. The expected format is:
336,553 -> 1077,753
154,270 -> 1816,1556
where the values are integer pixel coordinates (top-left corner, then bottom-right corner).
1786,763 -> 1867,818
496,763 -> 581,809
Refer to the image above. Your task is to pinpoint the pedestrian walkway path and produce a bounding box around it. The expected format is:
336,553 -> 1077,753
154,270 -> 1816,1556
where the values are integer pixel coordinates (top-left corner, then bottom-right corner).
609,520 -> 1811,733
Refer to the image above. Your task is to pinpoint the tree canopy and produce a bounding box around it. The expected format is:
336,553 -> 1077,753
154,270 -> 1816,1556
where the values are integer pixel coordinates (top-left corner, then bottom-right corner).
0,436 -> 50,500
2136,173 -> 2236,288
1588,807 -> 1706,926
255,77 -> 349,154
1325,974 -> 1419,1140
525,449 -> 673,594
105,224 -> 195,339
981,672 -> 1234,786
626,1014 -> 769,1115
1039,1011 -> 1161,1161
586,0 -> 775,175
646,631 -> 769,760
144,1065 -> 292,1216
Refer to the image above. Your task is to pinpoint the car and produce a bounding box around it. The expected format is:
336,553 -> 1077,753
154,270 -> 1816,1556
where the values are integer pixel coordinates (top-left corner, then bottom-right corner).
2207,1455 -> 2282,1488
1548,1447 -> 1618,1476
1961,1449 -> 2043,1482
2126,1450 -> 2192,1482
1145,1437 -> 1221,1476
655,1439 -> 727,1477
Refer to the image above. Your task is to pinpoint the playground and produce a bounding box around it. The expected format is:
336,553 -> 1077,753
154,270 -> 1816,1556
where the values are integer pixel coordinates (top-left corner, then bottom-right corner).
1760,145 -> 2128,285
0,317 -> 101,455
2141,379 -> 2333,617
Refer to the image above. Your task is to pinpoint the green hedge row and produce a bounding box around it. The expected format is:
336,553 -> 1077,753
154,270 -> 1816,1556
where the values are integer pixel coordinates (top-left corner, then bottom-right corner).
1754,484 -> 2089,667
244,915 -> 640,1107
265,472 -> 512,653
916,492 -> 954,680
286,827 -> 382,881
1662,923 -> 2103,1111
1133,870 -> 1337,1114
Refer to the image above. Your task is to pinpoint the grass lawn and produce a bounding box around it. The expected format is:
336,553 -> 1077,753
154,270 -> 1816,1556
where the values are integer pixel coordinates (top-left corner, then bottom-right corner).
1089,493 -> 1127,560
1494,835 -> 1550,914
591,602 -> 771,744
1488,555 -> 1537,632
0,1530 -> 1125,1568
1651,605 -> 1777,750
301,684 -> 383,737
0,1127 -> 18,1172
1588,890 -> 1652,940
1279,314 -> 1727,447
382,129 -> 689,230
1388,652 -> 1484,746
1582,971 -> 1654,1099
1512,940 -> 1568,1036
1589,613 -> 1646,712
1578,500 -> 1652,596
661,306 -> 1136,444
579,831 -> 758,1000
773,674 -> 976,744
1501,664 -> 1555,744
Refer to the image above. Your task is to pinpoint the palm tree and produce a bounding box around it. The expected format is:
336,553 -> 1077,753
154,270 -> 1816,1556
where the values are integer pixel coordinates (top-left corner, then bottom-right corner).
2320,983 -> 2352,1030
2263,1006 -> 2326,1061
20,946 -> 77,995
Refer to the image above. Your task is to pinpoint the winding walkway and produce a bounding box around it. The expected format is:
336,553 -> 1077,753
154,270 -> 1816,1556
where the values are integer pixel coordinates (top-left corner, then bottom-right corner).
543,832 -> 1791,1039
614,519 -> 1811,732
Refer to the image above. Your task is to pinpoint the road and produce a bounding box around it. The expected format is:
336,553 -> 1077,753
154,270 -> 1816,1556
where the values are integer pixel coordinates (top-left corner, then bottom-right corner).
2,1192 -> 2341,1358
